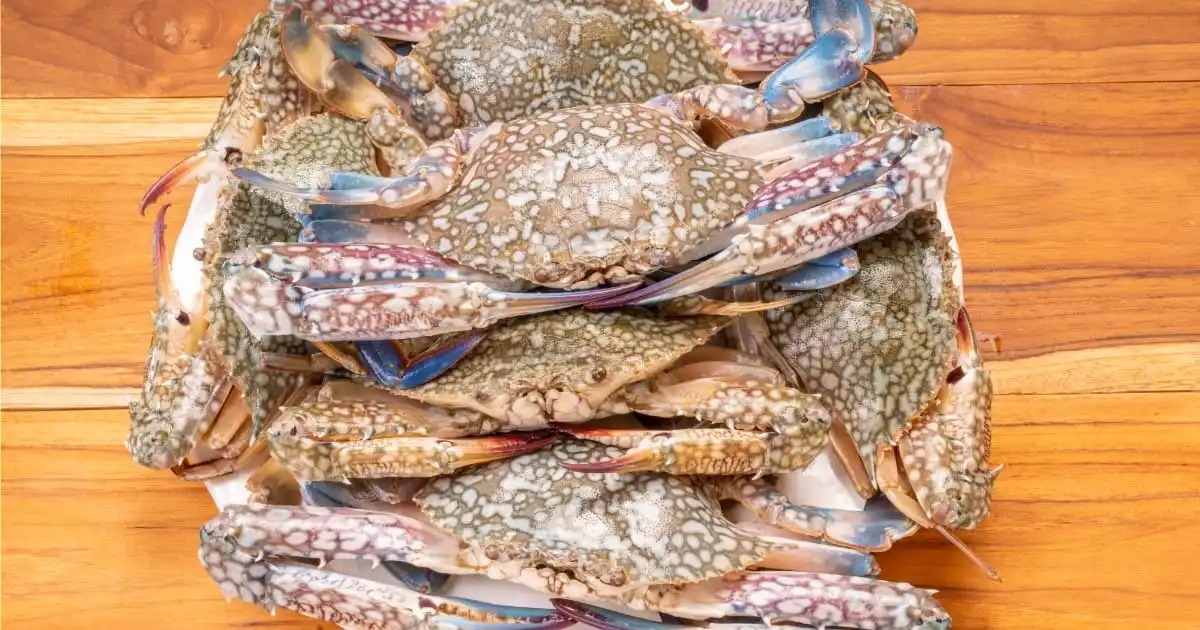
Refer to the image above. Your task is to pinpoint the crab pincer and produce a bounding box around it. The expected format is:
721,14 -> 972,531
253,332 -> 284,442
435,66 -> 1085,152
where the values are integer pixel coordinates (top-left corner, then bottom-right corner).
690,0 -> 918,73
278,5 -> 452,169
199,504 -> 572,630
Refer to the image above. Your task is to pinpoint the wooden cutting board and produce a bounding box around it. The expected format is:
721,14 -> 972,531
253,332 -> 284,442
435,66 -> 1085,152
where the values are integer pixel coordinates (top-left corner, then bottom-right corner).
3,0 -> 1199,627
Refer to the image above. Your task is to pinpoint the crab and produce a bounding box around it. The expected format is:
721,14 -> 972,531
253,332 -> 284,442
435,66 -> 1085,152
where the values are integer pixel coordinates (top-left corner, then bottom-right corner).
689,0 -> 918,79
126,113 -> 379,479
138,9 -> 317,217
223,83 -> 951,341
821,68 -> 911,136
276,0 -> 913,139
199,439 -> 950,629
250,307 -> 845,483
758,211 -> 1003,578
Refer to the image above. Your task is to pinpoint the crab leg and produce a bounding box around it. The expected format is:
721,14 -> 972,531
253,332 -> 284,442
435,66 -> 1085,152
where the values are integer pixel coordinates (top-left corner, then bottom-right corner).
355,334 -> 487,389
589,122 -> 950,308
234,127 -> 482,216
553,571 -> 949,629
560,372 -> 832,476
200,506 -> 570,629
267,392 -> 554,480
249,241 -> 519,289
301,477 -> 451,594
689,0 -> 918,65
138,18 -> 269,215
718,478 -> 917,551
226,261 -> 640,341
279,6 -> 429,170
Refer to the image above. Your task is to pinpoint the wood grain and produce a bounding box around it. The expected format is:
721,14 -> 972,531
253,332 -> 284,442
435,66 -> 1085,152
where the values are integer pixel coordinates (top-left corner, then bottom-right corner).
4,1 -> 1200,627
4,0 -> 1200,98
4,389 -> 1198,629
4,83 -> 1199,390
1,0 -> 261,98
0,410 -> 326,629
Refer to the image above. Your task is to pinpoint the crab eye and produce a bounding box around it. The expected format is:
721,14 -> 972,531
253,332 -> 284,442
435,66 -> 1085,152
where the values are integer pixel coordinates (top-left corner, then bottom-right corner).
588,367 -> 608,384
175,311 -> 191,326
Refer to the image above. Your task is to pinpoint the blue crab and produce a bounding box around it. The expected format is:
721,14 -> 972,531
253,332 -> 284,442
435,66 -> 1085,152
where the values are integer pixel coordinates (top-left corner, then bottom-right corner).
126,113 -> 377,479
138,9 -> 317,217
222,87 -> 950,342
759,211 -> 1003,579
275,0 -> 915,136
199,439 -> 950,629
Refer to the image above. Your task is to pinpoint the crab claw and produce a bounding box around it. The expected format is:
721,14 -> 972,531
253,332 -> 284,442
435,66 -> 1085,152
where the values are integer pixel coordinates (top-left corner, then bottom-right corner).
288,0 -> 464,42
759,0 -> 874,123
298,478 -> 450,594
139,151 -> 215,216
289,281 -> 641,341
590,123 -> 950,308
774,247 -> 861,290
279,6 -> 427,169
724,479 -> 918,552
200,513 -> 566,624
204,503 -> 459,569
355,333 -> 486,390
559,422 -> 826,477
551,600 -> 684,630
270,408 -> 559,480
553,571 -> 950,630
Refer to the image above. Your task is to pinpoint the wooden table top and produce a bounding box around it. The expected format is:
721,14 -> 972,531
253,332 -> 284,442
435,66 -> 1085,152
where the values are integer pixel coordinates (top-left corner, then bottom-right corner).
2,1 -> 1199,628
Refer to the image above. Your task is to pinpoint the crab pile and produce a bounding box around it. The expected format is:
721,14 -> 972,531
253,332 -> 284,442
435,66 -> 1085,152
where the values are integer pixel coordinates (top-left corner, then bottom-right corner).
128,0 -> 1001,627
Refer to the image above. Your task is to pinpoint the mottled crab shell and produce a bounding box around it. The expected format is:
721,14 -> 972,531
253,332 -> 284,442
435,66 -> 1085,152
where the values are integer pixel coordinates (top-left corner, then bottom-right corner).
398,308 -> 730,425
763,211 -> 960,484
222,12 -> 313,136
398,102 -> 765,289
411,0 -> 739,129
416,439 -> 767,587
205,114 -> 377,430
821,70 -> 907,136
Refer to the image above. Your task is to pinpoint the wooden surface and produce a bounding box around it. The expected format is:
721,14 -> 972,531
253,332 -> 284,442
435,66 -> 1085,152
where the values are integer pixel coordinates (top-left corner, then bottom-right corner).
2,1 -> 1199,627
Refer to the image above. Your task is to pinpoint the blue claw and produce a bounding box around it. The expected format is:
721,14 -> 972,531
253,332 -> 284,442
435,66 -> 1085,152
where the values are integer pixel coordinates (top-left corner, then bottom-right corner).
761,27 -> 866,121
303,218 -> 418,244
383,560 -> 451,594
327,171 -> 398,191
355,332 -> 485,390
230,167 -> 380,205
811,0 -> 875,67
551,600 -> 680,630
775,247 -> 860,290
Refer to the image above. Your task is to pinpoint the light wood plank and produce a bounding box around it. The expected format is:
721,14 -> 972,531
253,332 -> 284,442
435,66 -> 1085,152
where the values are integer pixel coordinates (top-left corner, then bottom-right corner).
5,393 -> 1199,628
0,387 -> 141,410
5,83 -> 1200,390
1,98 -> 221,147
0,409 -> 331,629
892,82 -> 1200,358
3,0 -> 1200,98
1,0 -> 261,98
879,392 -> 1200,629
877,0 -> 1200,86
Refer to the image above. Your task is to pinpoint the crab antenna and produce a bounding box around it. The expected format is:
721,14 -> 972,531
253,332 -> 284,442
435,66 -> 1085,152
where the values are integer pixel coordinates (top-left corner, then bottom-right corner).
934,524 -> 1001,582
